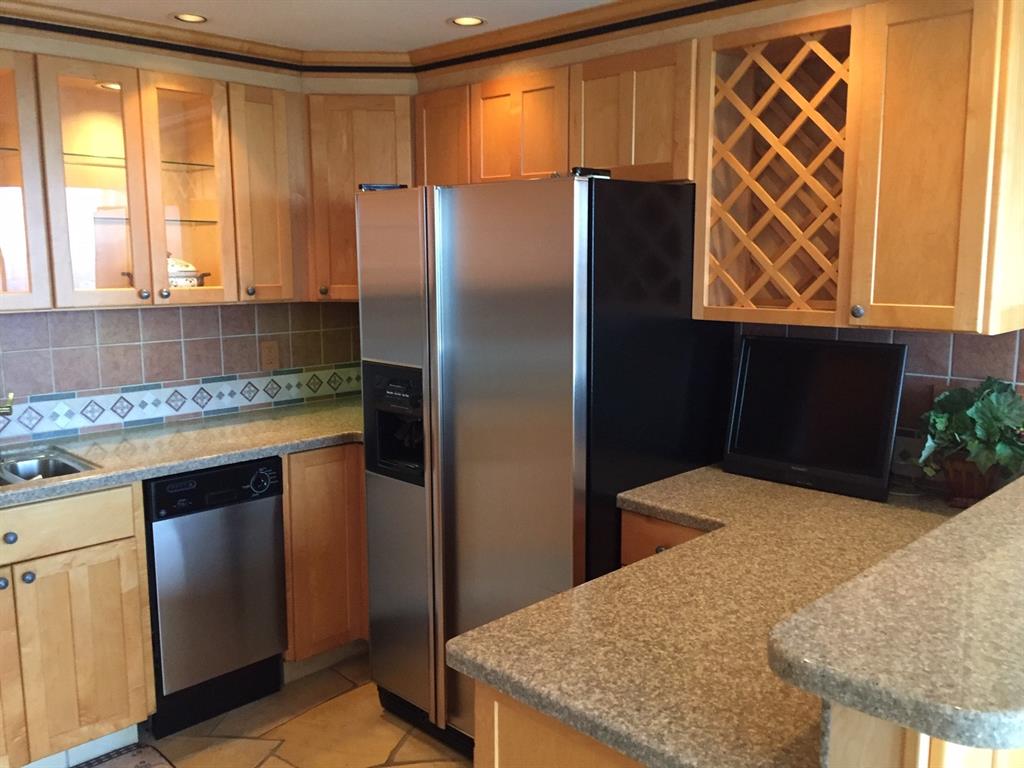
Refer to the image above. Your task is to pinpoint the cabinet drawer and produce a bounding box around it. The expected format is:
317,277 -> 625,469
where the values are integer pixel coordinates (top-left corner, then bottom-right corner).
0,486 -> 134,566
620,510 -> 705,567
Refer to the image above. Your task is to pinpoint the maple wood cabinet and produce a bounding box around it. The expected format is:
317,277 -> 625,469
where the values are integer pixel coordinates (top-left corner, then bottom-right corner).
470,67 -> 569,182
284,444 -> 368,661
0,50 -> 51,311
309,94 -> 412,301
414,85 -> 471,186
0,565 -> 29,768
620,510 -> 706,567
569,43 -> 695,181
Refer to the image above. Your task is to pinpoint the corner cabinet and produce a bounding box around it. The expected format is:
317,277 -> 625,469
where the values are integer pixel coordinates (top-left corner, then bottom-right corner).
140,70 -> 237,305
0,50 -> 51,311
470,68 -> 569,182
569,43 -> 695,181
309,94 -> 412,301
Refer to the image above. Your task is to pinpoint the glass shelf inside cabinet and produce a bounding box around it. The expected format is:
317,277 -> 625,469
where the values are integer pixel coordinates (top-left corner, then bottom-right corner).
63,152 -> 127,169
161,159 -> 215,172
0,146 -> 18,154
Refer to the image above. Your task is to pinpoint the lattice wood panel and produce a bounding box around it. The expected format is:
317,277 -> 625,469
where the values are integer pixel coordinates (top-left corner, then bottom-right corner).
707,27 -> 851,312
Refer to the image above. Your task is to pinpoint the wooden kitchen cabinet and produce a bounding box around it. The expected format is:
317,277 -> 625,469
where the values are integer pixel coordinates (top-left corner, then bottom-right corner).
309,94 -> 412,301
0,50 -> 51,311
569,43 -> 695,181
847,0 -> 1023,333
470,67 -> 569,182
229,84 -> 294,301
140,70 -> 237,305
37,57 -> 151,309
0,566 -> 29,768
14,538 -> 149,762
620,510 -> 706,567
285,444 -> 367,661
414,85 -> 471,186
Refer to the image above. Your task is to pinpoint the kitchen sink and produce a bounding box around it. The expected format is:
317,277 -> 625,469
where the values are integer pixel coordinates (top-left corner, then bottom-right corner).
0,447 -> 96,484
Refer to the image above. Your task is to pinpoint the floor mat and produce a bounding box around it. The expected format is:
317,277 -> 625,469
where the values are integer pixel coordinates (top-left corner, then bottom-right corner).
77,744 -> 174,768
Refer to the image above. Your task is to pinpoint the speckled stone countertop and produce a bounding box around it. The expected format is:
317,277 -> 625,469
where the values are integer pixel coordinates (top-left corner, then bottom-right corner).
0,398 -> 363,508
771,474 -> 1024,750
446,466 -> 951,768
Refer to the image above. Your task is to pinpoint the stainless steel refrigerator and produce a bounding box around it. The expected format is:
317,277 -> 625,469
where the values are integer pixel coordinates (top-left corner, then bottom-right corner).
356,176 -> 735,739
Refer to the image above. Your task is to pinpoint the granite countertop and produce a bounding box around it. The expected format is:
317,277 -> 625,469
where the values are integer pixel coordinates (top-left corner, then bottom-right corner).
770,474 -> 1024,750
446,466 -> 951,768
0,398 -> 364,508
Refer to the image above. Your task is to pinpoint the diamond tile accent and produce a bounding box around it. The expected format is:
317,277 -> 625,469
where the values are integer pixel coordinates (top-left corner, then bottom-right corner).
111,396 -> 133,419
264,379 -> 281,399
327,372 -> 343,391
192,387 -> 213,408
0,416 -> 9,433
306,374 -> 323,393
240,382 -> 259,402
18,407 -> 43,430
80,400 -> 105,423
166,390 -> 187,412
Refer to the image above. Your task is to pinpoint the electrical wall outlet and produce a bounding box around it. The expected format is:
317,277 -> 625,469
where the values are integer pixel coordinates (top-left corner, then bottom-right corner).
260,340 -> 280,370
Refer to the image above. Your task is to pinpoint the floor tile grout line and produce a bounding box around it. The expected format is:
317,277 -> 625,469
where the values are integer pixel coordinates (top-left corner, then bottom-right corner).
383,727 -> 414,766
242,681 -> 360,740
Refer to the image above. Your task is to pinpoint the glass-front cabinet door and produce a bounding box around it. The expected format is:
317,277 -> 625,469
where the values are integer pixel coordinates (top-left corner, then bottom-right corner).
0,50 -> 52,310
38,57 -> 151,307
140,71 -> 237,304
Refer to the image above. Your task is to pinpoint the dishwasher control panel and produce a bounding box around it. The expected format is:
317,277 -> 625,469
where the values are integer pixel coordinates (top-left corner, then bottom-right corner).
146,457 -> 283,521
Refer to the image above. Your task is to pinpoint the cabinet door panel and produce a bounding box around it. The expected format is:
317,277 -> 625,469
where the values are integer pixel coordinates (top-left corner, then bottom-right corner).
309,95 -> 411,300
140,71 -> 237,305
414,85 -> 470,186
229,84 -> 294,301
285,444 -> 367,660
0,50 -> 52,311
471,68 -> 568,182
0,566 -> 28,768
14,539 -> 148,761
848,0 -> 1000,331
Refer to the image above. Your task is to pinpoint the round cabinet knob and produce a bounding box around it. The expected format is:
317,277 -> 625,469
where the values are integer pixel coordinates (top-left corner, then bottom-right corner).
318,285 -> 329,296
3,531 -> 17,545
850,304 -> 866,319
654,545 -> 669,554
246,285 -> 256,297
159,288 -> 171,299
0,577 -> 8,590
138,288 -> 152,300
21,571 -> 35,584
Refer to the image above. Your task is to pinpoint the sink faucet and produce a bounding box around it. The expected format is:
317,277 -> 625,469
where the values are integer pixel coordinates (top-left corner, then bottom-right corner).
0,392 -> 13,417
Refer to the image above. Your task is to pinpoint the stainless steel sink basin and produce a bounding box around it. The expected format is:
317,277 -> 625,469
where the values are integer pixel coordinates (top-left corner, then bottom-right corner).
0,446 -> 96,484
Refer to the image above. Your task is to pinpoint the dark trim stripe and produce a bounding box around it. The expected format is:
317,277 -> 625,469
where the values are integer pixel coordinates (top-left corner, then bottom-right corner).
1,0 -> 754,75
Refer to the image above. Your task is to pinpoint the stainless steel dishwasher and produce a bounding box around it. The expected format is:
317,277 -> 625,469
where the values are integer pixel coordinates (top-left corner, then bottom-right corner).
145,456 -> 286,737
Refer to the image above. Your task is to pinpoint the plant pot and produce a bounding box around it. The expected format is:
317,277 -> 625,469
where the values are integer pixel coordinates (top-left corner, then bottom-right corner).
942,456 -> 999,508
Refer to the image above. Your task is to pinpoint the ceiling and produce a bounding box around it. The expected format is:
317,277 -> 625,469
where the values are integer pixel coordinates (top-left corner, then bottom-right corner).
38,0 -> 616,52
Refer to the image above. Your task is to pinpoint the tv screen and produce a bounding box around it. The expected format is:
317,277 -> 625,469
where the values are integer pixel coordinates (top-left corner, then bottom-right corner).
724,336 -> 907,501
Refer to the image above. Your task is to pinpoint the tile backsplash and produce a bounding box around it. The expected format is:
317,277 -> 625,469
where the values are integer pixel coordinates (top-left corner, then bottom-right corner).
0,302 -> 362,444
742,324 -> 1024,432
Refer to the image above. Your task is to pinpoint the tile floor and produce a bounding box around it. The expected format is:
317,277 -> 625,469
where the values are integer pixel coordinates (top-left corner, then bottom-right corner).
148,653 -> 470,768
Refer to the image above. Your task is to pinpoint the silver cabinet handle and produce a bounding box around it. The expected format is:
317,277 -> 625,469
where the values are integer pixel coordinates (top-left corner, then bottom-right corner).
246,285 -> 256,297
159,288 -> 171,299
3,532 -> 16,545
21,571 -> 35,584
0,577 -> 8,590
851,304 -> 866,318
138,288 -> 151,300
655,545 -> 669,554
318,285 -> 329,296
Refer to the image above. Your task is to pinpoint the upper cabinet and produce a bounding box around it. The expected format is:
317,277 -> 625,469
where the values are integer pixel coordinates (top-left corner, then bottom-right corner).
569,43 -> 695,181
414,85 -> 471,186
229,84 -> 295,302
38,56 -> 151,308
309,94 -> 411,301
140,71 -> 237,305
0,51 -> 51,310
847,0 -> 1022,334
470,68 -> 569,182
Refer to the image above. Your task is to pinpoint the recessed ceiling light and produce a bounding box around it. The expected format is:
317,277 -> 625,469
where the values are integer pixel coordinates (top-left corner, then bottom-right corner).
173,12 -> 207,23
449,16 -> 485,27
97,81 -> 122,91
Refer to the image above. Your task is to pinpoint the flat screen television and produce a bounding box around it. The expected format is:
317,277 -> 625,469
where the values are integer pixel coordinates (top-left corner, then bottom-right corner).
723,336 -> 907,501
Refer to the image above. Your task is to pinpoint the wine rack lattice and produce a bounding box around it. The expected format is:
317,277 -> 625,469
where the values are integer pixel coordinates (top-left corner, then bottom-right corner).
707,27 -> 851,312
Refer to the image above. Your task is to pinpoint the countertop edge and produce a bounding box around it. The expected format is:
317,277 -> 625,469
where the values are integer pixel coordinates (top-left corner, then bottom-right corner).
0,430 -> 363,508
615,493 -> 725,532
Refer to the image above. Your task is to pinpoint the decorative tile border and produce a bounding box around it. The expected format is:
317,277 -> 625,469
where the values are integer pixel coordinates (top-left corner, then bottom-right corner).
0,363 -> 361,444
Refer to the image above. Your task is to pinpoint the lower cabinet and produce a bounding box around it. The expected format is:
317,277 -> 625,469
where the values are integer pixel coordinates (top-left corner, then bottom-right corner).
0,566 -> 29,768
285,444 -> 368,661
620,510 -> 706,567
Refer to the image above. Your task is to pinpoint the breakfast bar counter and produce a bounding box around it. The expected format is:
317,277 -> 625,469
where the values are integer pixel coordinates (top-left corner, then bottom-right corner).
447,467 -> 950,767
